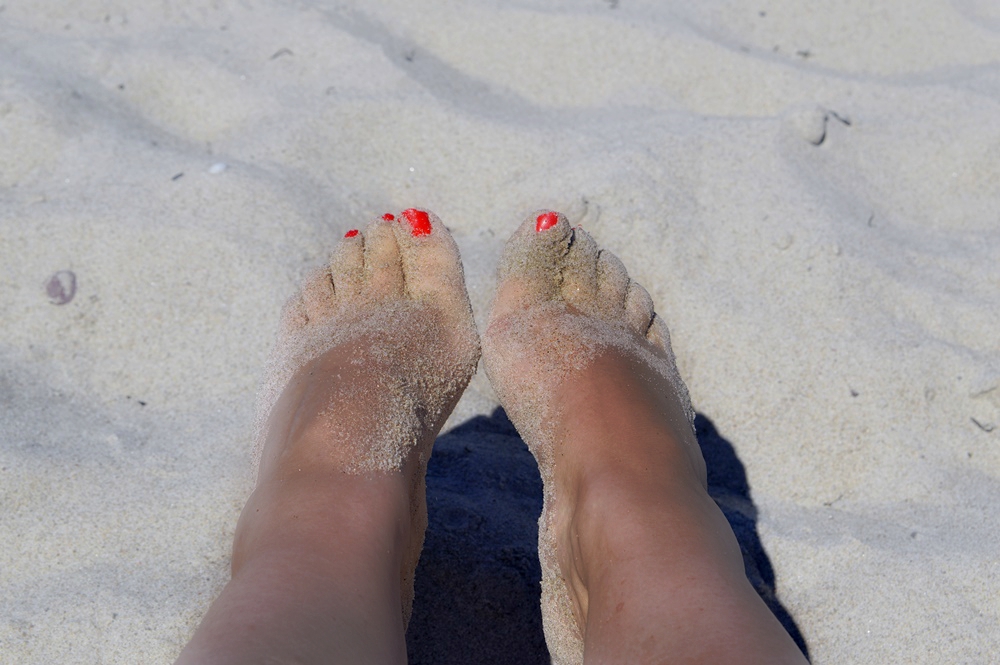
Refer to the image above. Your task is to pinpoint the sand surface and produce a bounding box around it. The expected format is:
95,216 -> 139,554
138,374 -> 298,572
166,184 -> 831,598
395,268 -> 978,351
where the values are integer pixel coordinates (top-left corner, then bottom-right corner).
2,1 -> 999,662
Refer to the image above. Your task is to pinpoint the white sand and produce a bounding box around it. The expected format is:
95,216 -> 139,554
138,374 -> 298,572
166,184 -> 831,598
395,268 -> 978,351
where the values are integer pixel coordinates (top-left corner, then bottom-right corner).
1,1 -> 998,661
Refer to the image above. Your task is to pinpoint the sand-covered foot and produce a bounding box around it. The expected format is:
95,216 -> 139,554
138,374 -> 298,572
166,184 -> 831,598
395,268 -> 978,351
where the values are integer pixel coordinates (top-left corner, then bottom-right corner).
175,210 -> 480,664
249,208 -> 480,624
482,210 -> 701,663
484,212 -> 806,665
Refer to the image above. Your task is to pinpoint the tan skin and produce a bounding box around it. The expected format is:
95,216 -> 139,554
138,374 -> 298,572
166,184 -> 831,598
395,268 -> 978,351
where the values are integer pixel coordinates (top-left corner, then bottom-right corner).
542,351 -> 806,664
175,344 -> 424,664
176,212 -> 808,665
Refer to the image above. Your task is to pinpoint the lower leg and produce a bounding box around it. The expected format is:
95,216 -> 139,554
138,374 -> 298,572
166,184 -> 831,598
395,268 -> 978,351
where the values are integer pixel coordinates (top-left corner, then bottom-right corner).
176,339 -> 435,665
557,358 -> 806,664
483,210 -> 807,664
176,470 -> 414,665
176,210 -> 480,664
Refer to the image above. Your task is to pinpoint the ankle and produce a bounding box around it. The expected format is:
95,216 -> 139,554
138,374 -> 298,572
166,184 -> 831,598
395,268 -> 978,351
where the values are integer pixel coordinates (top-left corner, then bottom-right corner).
552,352 -> 706,491
573,467 -> 707,554
233,470 -> 413,575
554,463 -> 713,622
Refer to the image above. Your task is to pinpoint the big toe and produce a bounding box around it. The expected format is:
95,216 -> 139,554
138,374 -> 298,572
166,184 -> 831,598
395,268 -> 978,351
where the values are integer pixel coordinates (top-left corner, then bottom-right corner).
390,209 -> 473,317
491,210 -> 574,322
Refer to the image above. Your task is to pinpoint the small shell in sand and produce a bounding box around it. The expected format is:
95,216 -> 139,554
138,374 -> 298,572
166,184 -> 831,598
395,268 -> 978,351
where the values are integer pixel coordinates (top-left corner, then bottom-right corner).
46,270 -> 76,305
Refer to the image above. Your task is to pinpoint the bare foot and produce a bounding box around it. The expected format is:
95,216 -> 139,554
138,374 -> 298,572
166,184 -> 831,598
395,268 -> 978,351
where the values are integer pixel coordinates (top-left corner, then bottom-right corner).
177,209 -> 479,664
253,208 -> 479,478
483,211 -> 807,665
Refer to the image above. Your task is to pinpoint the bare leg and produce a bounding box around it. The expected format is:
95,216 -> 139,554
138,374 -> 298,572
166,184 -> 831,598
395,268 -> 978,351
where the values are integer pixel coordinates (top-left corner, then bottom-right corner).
483,211 -> 808,665
176,210 -> 480,665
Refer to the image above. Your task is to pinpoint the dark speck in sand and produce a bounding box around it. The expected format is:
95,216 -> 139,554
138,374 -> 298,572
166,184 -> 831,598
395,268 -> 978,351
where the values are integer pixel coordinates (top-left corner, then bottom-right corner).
971,417 -> 995,432
172,172 -> 184,181
46,270 -> 76,305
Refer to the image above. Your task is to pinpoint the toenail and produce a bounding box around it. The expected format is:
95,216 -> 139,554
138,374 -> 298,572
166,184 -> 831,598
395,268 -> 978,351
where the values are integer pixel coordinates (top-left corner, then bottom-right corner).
344,229 -> 359,238
382,213 -> 395,221
401,208 -> 432,237
536,212 -> 559,232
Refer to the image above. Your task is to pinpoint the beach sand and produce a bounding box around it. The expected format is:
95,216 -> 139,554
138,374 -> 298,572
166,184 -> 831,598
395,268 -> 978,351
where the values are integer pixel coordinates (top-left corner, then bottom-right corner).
2,1 -> 999,662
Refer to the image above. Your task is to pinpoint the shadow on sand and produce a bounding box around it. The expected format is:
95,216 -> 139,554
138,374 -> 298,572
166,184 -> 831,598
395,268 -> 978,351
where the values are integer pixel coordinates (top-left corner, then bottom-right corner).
406,408 -> 809,664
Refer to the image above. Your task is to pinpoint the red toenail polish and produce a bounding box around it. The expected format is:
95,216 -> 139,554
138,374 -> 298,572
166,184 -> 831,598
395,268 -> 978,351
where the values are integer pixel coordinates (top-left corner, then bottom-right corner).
536,212 -> 559,232
401,208 -> 432,237
344,229 -> 359,238
382,213 -> 395,221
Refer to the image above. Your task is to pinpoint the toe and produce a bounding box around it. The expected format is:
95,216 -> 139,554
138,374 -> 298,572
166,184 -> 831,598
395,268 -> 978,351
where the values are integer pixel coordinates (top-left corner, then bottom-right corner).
390,209 -> 472,312
624,280 -> 655,336
497,210 -> 573,289
363,218 -> 405,299
559,228 -> 600,312
278,292 -> 308,334
331,230 -> 365,300
595,249 -> 630,318
646,314 -> 673,354
493,210 -> 574,319
300,267 -> 336,321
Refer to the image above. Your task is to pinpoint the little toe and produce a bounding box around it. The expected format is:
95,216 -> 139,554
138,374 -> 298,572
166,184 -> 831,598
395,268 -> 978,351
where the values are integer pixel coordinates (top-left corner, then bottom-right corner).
390,209 -> 472,313
331,229 -> 365,301
363,218 -> 405,299
646,314 -> 676,355
277,293 -> 309,335
559,227 -> 600,312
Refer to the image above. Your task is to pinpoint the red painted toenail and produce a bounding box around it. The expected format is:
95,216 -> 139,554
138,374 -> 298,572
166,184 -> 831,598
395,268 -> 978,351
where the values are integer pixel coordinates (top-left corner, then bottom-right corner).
401,208 -> 432,237
382,213 -> 395,221
536,212 -> 559,232
344,229 -> 359,238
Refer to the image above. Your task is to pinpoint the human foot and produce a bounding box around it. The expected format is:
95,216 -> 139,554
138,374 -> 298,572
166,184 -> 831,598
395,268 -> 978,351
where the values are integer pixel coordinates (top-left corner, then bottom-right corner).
253,208 -> 479,477
251,208 -> 480,618
177,209 -> 479,665
483,212 -> 805,664
482,210 -> 697,663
